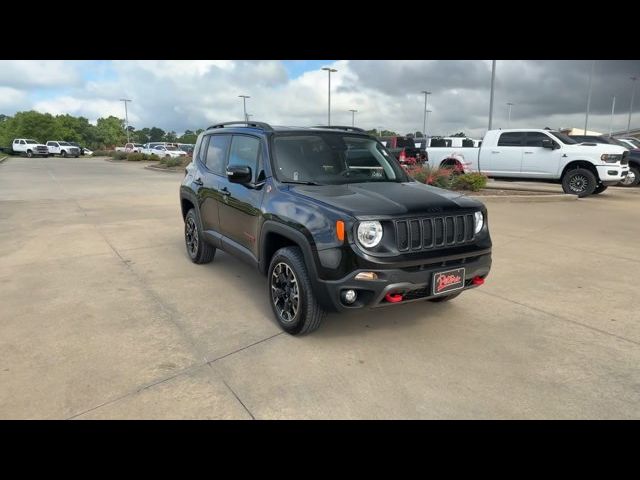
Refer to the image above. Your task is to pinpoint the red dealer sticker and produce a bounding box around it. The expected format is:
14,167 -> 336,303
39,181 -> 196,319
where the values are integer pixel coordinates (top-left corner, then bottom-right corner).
432,268 -> 466,296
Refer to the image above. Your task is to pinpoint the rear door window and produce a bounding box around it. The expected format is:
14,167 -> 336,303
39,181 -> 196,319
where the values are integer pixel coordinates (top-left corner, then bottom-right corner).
498,132 -> 525,146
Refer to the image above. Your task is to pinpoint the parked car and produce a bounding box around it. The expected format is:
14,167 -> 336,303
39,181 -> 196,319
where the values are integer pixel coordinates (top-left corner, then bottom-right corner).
11,139 -> 49,157
68,142 -> 87,155
570,135 -> 640,187
179,121 -> 492,335
82,147 -> 94,156
615,137 -> 640,150
178,143 -> 195,156
115,143 -> 144,153
147,144 -> 187,158
377,135 -> 426,166
423,129 -> 629,197
46,141 -> 80,158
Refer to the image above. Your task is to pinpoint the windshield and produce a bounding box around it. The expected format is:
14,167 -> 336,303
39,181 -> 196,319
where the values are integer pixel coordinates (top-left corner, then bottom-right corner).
621,138 -> 640,148
25,140 -> 37,144
548,131 -> 577,144
59,142 -> 70,146
272,133 -> 409,185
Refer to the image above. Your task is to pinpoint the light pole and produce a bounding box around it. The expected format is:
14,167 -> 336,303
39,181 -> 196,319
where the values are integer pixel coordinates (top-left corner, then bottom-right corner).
628,76 -> 638,135
349,109 -> 357,127
238,95 -> 250,122
321,67 -> 337,126
425,110 -> 432,138
120,98 -> 132,143
584,60 -> 596,134
488,60 -> 496,130
506,102 -> 514,128
609,96 -> 616,137
421,90 -> 431,136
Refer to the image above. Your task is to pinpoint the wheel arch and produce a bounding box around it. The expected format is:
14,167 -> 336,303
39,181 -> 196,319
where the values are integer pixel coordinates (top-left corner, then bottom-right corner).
259,221 -> 318,277
561,160 -> 599,181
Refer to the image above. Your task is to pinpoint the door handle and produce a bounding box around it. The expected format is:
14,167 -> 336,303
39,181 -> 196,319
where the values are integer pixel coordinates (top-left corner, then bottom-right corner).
524,151 -> 533,154
491,151 -> 500,154
220,187 -> 231,197
193,178 -> 203,186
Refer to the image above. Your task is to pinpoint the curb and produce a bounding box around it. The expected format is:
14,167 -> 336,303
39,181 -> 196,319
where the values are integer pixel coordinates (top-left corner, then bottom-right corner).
484,184 -> 562,194
470,194 -> 578,203
144,165 -> 183,174
0,156 -> 8,164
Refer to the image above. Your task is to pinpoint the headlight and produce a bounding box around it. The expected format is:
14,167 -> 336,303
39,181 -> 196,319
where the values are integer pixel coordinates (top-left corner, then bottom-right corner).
474,211 -> 484,234
601,154 -> 623,163
357,221 -> 383,248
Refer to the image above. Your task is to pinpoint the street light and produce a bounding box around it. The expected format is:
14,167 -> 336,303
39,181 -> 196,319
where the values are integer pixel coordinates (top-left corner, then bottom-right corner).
627,76 -> 638,135
488,60 -> 496,130
349,109 -> 357,127
238,95 -> 250,122
321,67 -> 338,126
584,60 -> 596,134
609,96 -> 616,137
421,91 -> 431,136
120,98 -> 132,143
506,102 -> 514,128
425,110 -> 432,138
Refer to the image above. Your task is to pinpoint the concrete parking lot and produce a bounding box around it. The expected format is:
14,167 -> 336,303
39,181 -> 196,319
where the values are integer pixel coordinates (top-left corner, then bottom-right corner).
1,156 -> 639,419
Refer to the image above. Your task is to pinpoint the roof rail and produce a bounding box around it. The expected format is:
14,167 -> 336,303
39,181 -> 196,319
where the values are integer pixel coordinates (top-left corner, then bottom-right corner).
313,125 -> 366,133
206,121 -> 273,131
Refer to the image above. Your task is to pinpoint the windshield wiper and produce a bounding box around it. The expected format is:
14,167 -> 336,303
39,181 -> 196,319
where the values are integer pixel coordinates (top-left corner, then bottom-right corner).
281,180 -> 323,186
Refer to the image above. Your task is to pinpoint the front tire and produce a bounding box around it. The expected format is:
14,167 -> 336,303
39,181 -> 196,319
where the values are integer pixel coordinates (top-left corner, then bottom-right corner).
184,208 -> 215,264
619,166 -> 640,187
61,150 -> 67,158
268,246 -> 325,335
26,150 -> 33,158
593,184 -> 608,195
562,168 -> 597,197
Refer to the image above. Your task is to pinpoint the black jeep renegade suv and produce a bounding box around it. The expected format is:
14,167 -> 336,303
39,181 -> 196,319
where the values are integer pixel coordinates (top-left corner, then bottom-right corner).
180,121 -> 492,335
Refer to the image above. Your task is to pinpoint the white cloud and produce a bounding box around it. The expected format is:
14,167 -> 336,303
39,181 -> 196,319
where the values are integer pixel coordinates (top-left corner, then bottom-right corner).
0,60 -> 81,88
0,87 -> 27,109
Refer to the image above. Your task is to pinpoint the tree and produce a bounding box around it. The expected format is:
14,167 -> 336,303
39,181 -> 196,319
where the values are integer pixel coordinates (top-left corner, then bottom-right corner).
406,133 -> 414,138
164,131 -> 178,142
149,127 -> 165,142
415,131 -> 424,138
450,132 -> 466,137
95,116 -> 126,148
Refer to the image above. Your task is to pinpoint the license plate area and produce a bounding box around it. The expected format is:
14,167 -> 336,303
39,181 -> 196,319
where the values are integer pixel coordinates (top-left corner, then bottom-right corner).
432,267 -> 466,296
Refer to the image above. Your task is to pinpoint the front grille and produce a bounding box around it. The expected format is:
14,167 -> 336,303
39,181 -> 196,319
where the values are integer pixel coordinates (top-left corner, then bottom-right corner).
395,214 -> 475,252
36,147 -> 48,152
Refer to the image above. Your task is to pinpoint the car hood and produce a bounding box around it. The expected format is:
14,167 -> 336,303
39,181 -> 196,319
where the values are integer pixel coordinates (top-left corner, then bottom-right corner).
286,181 -> 483,218
565,143 -> 628,155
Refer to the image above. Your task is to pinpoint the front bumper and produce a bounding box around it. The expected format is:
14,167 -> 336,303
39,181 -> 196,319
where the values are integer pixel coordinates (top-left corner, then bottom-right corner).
597,164 -> 629,184
315,251 -> 492,312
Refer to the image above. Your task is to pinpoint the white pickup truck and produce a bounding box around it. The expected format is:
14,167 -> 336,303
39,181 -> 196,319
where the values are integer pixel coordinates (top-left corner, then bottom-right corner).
142,144 -> 187,158
115,143 -> 144,153
424,129 -> 630,196
46,141 -> 80,157
11,138 -> 49,157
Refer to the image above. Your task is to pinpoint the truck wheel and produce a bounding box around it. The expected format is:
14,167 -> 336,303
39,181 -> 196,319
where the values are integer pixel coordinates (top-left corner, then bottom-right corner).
562,168 -> 597,197
26,150 -> 33,158
184,209 -> 215,264
268,246 -> 325,335
593,184 -> 608,195
61,150 -> 67,158
429,292 -> 461,302
619,166 -> 640,187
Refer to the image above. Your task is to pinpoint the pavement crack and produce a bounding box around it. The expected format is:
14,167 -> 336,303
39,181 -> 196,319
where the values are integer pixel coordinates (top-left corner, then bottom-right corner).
217,373 -> 256,420
476,289 -> 640,347
206,332 -> 284,364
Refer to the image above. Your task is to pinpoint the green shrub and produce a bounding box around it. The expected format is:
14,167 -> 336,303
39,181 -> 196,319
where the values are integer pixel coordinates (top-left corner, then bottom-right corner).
160,157 -> 182,167
451,172 -> 488,192
408,165 -> 455,189
93,150 -> 114,157
126,152 -> 146,161
112,151 -> 128,160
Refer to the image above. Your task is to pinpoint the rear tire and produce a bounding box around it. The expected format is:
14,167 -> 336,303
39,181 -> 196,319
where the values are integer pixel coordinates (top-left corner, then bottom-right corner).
184,208 -> 215,264
268,246 -> 325,335
428,292 -> 461,302
619,166 -> 640,187
593,184 -> 608,195
561,168 -> 597,197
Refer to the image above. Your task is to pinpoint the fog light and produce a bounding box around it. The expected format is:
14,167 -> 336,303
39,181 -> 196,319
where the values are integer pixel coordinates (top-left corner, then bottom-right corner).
355,272 -> 378,281
342,289 -> 357,304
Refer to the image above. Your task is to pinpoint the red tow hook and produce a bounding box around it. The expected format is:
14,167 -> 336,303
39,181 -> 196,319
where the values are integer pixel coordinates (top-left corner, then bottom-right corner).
472,276 -> 485,286
385,292 -> 403,303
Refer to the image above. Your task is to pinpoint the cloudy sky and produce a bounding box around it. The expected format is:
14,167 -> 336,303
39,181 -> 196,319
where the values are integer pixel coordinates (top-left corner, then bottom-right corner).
1,60 -> 639,138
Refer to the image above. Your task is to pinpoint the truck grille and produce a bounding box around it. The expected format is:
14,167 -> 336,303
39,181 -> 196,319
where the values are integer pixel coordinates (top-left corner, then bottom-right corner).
395,214 -> 475,252
36,146 -> 48,153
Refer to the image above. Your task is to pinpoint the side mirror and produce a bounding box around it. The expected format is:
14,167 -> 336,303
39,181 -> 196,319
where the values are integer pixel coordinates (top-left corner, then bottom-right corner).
541,139 -> 556,149
227,165 -> 252,184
